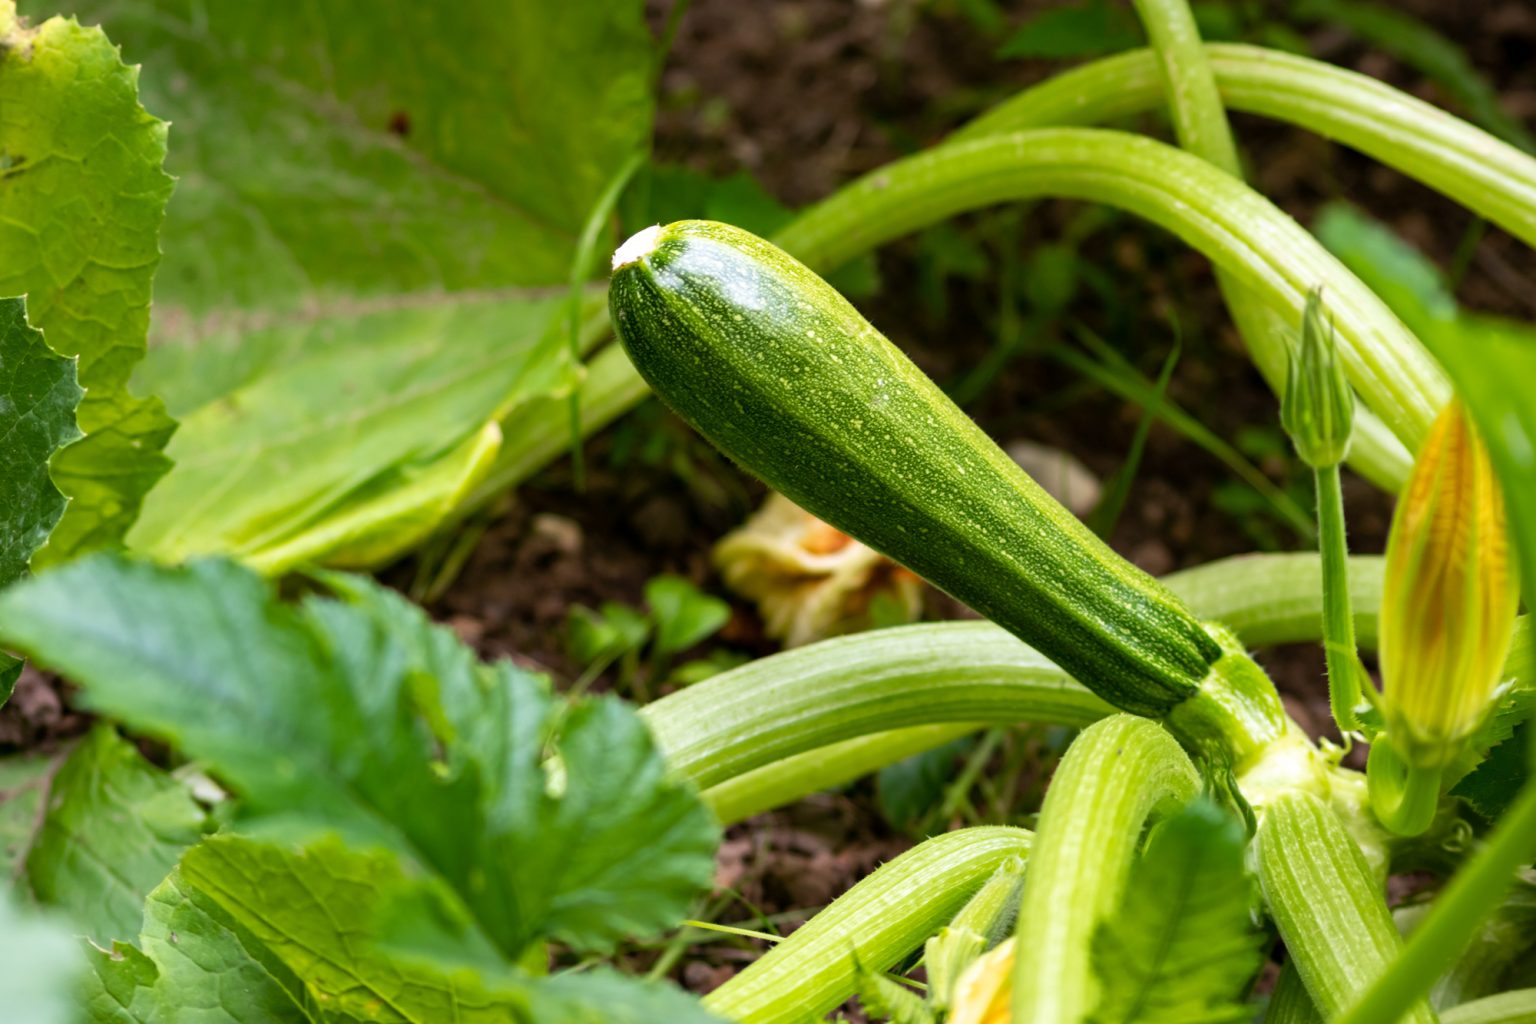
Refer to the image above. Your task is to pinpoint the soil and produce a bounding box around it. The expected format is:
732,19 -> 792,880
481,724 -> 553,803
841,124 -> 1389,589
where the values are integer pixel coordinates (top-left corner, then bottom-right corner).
4,0 -> 1533,1016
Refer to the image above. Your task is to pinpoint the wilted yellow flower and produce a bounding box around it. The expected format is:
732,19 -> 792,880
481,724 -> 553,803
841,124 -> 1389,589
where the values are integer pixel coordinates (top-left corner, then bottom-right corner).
713,493 -> 922,646
1379,399 -> 1519,764
948,937 -> 1014,1024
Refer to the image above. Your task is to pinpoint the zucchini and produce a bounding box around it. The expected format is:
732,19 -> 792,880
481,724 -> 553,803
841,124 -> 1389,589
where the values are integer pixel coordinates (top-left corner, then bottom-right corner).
609,220 -> 1218,717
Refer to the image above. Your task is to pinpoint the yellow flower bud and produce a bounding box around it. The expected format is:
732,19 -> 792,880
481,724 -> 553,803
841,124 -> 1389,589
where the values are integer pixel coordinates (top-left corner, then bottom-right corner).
949,937 -> 1015,1024
1379,399 -> 1519,765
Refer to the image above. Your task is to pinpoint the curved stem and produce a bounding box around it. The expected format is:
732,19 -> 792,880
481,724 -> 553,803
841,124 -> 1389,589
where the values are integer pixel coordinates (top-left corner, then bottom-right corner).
565,152 -> 647,488
1256,791 -> 1438,1022
642,621 -> 1111,791
1442,989 -> 1536,1024
663,553 -> 1532,819
701,722 -> 978,824
956,44 -> 1536,251
1337,781 -> 1536,1024
1265,961 -> 1325,1024
1131,0 -> 1241,173
773,127 -> 1447,456
1316,464 -> 1365,730
701,826 -> 1032,1023
1010,715 -> 1200,1023
472,43 -> 1536,514
1127,0 -> 1365,504
1367,736 -> 1443,837
1165,552 -> 1384,649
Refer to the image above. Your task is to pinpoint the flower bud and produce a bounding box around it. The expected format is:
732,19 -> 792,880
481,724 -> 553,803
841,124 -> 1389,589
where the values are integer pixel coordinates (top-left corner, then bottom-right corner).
1379,399 -> 1519,765
1281,288 -> 1356,468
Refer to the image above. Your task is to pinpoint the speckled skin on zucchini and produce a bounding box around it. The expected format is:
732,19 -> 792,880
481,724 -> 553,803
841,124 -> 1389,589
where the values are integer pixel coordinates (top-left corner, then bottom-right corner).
609,220 -> 1220,717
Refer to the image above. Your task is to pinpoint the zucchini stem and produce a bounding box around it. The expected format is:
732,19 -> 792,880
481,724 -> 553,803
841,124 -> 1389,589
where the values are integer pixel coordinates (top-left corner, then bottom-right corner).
1255,791 -> 1438,1023
1336,779 -> 1536,1024
701,826 -> 1033,1023
1366,734 -> 1443,839
565,150 -> 647,489
1316,463 -> 1367,732
1010,715 -> 1200,1023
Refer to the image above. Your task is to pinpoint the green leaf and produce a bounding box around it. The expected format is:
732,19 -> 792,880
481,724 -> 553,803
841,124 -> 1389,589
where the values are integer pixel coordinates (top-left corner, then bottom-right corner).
82,940 -> 160,1024
567,601 -> 652,665
1453,720 -> 1533,823
180,835 -> 725,1024
0,555 -> 720,960
525,970 -> 727,1024
127,292 -> 580,572
645,575 -> 731,658
0,296 -> 79,697
135,869 -> 314,1023
180,836 -> 514,1024
854,964 -> 934,1024
23,725 -> 206,944
877,737 -> 972,832
0,891 -> 86,1024
1089,799 -> 1263,1024
30,0 -> 654,569
1313,204 -> 1456,326
0,297 -> 80,582
0,749 -> 55,879
0,5 -> 175,563
996,0 -> 1143,59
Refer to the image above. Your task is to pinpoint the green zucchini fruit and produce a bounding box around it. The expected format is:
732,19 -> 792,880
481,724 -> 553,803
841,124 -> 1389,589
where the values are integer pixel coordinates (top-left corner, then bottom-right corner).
609,220 -> 1218,717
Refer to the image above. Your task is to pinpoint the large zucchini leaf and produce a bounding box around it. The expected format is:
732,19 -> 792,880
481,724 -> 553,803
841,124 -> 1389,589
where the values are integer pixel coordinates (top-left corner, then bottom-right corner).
0,3 -> 172,565
17,0 -> 653,570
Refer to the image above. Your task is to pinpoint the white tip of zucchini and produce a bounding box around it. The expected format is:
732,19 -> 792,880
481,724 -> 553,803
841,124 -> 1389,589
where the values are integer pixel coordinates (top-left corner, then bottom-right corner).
612,224 -> 664,271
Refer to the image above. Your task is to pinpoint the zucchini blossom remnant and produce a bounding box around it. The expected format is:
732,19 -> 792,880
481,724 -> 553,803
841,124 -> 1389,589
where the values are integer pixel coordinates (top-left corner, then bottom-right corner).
1281,289 -> 1355,470
714,492 -> 923,647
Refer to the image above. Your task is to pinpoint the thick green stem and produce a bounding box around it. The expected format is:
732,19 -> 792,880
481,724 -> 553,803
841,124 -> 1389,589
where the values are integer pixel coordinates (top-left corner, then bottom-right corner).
773,128 -> 1446,456
1256,792 -> 1438,1022
1337,782 -> 1536,1024
1267,961 -> 1326,1024
702,722 -> 978,824
667,554 -> 1531,822
1010,715 -> 1200,1023
701,826 -> 1032,1023
1127,0 -> 1324,503
564,152 -> 647,488
1131,0 -> 1242,173
1316,464 -> 1365,730
956,45 -> 1536,250
643,621 -> 1111,791
1167,552 -> 1384,649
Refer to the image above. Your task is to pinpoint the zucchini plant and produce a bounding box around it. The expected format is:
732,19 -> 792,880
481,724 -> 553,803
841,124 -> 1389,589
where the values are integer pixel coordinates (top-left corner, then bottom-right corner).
596,2 -> 1536,1012
611,214 -> 1535,1023
3,1 -> 1536,1023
